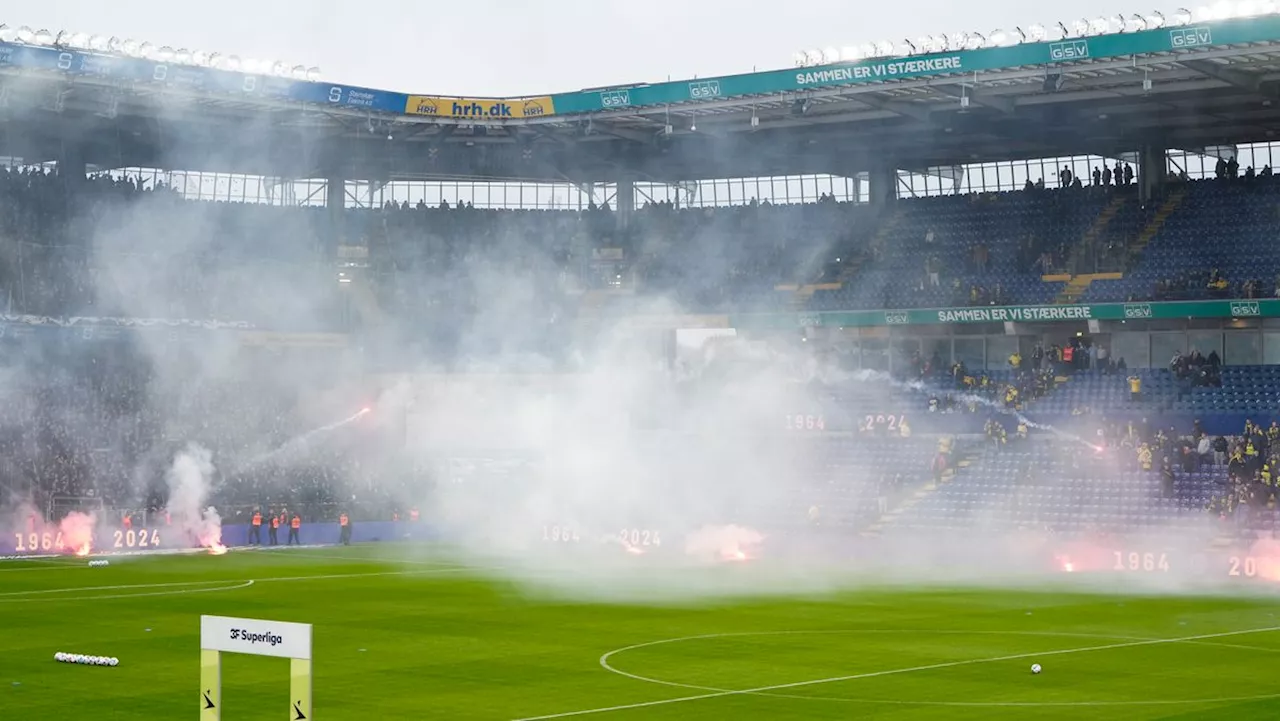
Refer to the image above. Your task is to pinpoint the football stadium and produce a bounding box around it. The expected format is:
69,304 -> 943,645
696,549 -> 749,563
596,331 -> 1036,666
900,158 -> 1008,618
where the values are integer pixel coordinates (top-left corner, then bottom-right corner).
8,7 -> 1280,719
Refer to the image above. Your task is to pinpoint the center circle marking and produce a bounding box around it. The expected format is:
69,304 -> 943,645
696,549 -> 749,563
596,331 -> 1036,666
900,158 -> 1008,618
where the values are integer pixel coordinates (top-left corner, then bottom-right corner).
599,629 -> 1280,707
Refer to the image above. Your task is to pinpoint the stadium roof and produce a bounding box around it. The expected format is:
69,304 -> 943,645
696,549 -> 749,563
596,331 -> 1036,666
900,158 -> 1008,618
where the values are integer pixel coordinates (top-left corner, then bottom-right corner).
5,15 -> 1280,182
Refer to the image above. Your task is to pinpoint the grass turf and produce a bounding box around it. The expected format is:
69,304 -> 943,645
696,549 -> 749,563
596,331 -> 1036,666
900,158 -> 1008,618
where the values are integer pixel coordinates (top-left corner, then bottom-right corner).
2,545 -> 1280,719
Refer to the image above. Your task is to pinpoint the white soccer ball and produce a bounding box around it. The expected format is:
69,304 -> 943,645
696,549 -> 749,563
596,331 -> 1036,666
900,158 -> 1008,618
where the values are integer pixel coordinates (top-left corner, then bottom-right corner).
109,657 -> 119,667
54,652 -> 64,662
1031,663 -> 1042,674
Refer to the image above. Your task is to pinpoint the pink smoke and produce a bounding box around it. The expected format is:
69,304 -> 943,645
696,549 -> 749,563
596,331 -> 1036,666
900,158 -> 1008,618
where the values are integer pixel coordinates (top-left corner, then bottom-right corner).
59,512 -> 96,556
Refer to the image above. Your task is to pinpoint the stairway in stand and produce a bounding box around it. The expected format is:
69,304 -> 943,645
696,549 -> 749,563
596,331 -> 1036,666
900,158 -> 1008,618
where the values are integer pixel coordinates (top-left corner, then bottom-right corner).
863,441 -> 977,537
1052,193 -> 1129,304
1124,187 -> 1187,266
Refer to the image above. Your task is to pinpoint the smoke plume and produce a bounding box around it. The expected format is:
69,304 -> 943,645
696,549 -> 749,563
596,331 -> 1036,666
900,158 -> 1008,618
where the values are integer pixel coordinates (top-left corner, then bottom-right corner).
163,444 -> 224,551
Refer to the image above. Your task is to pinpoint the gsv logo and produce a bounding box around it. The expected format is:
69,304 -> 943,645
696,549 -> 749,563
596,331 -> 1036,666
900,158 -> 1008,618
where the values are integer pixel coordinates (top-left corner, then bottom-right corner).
1123,304 -> 1153,319
1049,40 -> 1089,61
689,80 -> 722,100
1170,28 -> 1213,48
600,90 -> 632,108
1230,301 -> 1260,317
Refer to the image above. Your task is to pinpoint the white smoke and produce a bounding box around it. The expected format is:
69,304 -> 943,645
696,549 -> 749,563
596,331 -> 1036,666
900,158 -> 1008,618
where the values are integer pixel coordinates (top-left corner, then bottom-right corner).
163,444 -> 224,550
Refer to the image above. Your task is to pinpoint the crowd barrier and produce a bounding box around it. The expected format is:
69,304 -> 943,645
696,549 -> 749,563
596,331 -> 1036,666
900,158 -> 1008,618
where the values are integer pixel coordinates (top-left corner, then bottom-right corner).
220,521 -> 438,548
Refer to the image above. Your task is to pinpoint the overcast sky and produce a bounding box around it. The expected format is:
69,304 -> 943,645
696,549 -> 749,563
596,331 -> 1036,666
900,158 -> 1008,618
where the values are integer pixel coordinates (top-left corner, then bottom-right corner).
8,1 -> 1183,96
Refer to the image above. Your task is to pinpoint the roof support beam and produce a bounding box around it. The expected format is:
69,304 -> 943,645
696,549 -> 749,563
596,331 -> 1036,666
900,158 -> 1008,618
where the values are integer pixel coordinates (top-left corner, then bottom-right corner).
1178,59 -> 1269,95
929,82 -> 1016,114
852,93 -> 932,123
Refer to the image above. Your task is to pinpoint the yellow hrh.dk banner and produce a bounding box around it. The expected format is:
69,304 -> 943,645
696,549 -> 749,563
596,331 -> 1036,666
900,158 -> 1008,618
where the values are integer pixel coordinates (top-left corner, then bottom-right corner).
405,95 -> 555,119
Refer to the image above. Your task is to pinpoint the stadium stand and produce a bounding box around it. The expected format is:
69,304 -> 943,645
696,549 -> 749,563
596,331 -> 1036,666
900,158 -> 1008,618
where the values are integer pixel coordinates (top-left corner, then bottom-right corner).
811,187 -> 1122,311
1083,176 -> 1280,303
7,16 -> 1280,548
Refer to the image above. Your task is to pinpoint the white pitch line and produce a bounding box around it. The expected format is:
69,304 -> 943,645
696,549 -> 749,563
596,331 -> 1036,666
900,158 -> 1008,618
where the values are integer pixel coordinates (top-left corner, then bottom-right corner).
511,625 -> 1280,720
0,565 -> 487,602
598,628 -> 1280,707
0,579 -> 257,603
0,563 -> 94,573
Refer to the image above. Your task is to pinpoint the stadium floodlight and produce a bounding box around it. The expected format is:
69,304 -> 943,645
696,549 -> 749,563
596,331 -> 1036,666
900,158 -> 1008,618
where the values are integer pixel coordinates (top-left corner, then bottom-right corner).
1172,7 -> 1194,24
192,50 -> 210,66
1089,17 -> 1110,35
107,36 -> 122,53
859,42 -> 877,58
1071,19 -> 1091,37
33,29 -> 54,45
15,26 -> 34,44
224,55 -> 242,72
174,48 -> 191,65
792,51 -> 807,66
930,34 -> 948,52
88,34 -> 107,52
156,45 -> 174,62
874,40 -> 894,57
305,66 -> 321,82
1128,13 -> 1148,30
53,30 -> 71,47
946,32 -> 967,51
1110,14 -> 1127,32
822,46 -> 840,63
1026,23 -> 1047,42
121,38 -> 140,56
965,32 -> 985,50
914,35 -> 932,53
289,64 -> 306,80
841,45 -> 861,61
1147,10 -> 1167,27
0,25 -> 13,43
138,41 -> 156,59
988,29 -> 1008,47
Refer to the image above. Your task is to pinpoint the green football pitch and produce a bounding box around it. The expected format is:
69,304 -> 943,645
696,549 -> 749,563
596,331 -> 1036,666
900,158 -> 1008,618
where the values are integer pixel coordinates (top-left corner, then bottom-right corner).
4,545 -> 1280,720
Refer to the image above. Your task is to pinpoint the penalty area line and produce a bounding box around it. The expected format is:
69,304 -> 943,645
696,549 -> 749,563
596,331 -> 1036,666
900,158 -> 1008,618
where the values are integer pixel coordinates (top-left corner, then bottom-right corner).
510,625 -> 1280,720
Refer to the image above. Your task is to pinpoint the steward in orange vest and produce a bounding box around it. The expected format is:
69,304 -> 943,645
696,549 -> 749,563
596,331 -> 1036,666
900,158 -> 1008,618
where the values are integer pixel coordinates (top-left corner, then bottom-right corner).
339,513 -> 352,546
